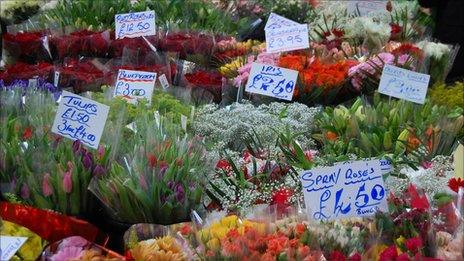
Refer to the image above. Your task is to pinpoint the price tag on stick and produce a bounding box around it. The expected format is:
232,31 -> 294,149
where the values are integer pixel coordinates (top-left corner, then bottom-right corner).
114,69 -> 157,104
52,91 -> 109,149
378,64 -> 430,104
245,63 -> 298,101
115,10 -> 156,39
300,159 -> 389,221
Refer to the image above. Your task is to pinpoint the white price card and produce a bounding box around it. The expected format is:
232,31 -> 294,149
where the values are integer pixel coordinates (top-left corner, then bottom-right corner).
265,24 -> 309,53
158,74 -> 170,89
265,13 -> 309,53
114,69 -> 157,104
378,64 -> 430,104
115,10 -> 156,39
454,144 -> 464,178
300,159 -> 389,221
265,13 -> 300,30
54,71 -> 60,87
52,91 -> 109,149
245,63 -> 298,101
0,236 -> 28,260
347,1 -> 388,16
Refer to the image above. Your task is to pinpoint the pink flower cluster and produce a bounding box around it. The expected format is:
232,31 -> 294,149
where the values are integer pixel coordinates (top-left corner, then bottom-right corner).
348,52 -> 411,90
233,52 -> 280,87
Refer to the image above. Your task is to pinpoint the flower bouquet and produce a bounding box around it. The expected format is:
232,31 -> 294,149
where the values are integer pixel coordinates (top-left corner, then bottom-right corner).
192,101 -> 318,153
7,138 -> 110,217
2,30 -> 52,64
127,235 -> 192,261
50,29 -> 111,60
184,70 -> 224,103
0,62 -> 54,85
205,127 -> 318,215
56,58 -> 109,93
89,113 -> 207,225
417,40 -> 460,84
42,236 -> 124,260
0,219 -> 46,260
189,212 -> 323,260
314,94 -> 464,165
108,34 -> 158,58
278,53 -> 358,105
213,38 -> 262,65
157,31 -> 215,63
0,201 -> 107,246
372,184 -> 435,256
348,51 -> 418,94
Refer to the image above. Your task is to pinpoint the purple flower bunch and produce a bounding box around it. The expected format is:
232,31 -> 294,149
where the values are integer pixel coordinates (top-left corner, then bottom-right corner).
89,116 -> 207,225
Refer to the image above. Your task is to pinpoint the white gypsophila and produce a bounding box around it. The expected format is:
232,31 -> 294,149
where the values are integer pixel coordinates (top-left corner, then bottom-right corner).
417,41 -> 451,60
384,156 -> 454,198
193,102 -> 319,153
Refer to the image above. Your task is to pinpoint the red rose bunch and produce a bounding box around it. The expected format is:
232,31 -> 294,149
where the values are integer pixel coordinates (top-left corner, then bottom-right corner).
0,62 -> 54,84
109,35 -> 158,58
57,59 -> 107,92
185,70 -> 223,102
51,29 -> 110,59
3,31 -> 51,63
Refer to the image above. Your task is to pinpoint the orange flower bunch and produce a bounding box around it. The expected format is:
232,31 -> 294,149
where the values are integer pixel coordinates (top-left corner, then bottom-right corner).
278,54 -> 356,97
216,225 -> 320,261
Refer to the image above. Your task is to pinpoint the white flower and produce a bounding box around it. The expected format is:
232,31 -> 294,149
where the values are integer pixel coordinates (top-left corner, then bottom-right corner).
417,41 -> 451,60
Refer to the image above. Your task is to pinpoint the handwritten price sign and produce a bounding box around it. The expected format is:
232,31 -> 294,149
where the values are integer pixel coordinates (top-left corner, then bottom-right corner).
378,64 -> 430,104
114,69 -> 157,104
245,63 -> 298,101
115,11 -> 155,39
52,91 -> 109,149
265,13 -> 309,53
300,159 -> 390,221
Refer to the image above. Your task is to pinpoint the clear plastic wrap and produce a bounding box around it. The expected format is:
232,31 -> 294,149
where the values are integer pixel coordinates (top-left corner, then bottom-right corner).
2,21 -> 52,64
55,57 -> 109,93
49,28 -> 111,60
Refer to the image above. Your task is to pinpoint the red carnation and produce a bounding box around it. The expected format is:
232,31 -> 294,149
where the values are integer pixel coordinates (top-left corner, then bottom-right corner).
390,23 -> 402,40
271,188 -> 293,206
379,245 -> 398,261
448,177 -> 464,193
22,126 -> 33,140
349,253 -> 362,261
329,251 -> 346,261
215,159 -> 231,171
408,184 -> 430,210
405,237 -> 422,254
396,253 -> 410,261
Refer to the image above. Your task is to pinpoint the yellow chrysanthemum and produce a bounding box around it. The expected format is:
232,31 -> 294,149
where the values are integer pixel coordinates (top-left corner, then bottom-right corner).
131,240 -> 160,261
156,236 -> 183,253
130,237 -> 187,261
